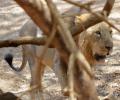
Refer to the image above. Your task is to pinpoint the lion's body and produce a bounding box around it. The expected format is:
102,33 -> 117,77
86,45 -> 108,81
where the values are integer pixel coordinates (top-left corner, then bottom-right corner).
4,20 -> 113,99
19,20 -> 55,68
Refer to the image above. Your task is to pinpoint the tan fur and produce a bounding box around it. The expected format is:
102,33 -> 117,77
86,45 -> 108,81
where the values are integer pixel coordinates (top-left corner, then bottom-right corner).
78,22 -> 113,66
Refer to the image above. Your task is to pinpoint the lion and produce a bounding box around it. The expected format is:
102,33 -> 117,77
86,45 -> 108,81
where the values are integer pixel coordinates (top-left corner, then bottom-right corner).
4,20 -> 113,99
78,22 -> 113,66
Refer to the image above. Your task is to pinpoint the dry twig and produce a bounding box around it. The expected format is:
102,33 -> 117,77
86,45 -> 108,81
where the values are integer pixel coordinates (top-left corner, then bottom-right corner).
0,0 -> 114,48
0,36 -> 50,48
68,53 -> 76,100
64,0 -> 120,33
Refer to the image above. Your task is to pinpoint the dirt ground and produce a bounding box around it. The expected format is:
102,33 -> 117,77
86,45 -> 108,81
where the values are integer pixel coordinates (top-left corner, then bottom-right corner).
0,0 -> 120,100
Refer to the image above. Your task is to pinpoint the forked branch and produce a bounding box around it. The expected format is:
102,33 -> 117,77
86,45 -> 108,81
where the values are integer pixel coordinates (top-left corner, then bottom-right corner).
0,0 -> 115,48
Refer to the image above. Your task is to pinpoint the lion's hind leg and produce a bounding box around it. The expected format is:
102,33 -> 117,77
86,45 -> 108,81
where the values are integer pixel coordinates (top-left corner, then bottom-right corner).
24,44 -> 44,100
29,56 -> 45,100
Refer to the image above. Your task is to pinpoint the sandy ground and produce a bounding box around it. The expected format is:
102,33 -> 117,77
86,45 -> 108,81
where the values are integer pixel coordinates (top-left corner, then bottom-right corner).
0,0 -> 120,100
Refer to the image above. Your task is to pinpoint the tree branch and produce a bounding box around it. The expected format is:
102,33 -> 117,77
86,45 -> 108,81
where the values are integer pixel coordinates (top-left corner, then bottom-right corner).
1,0 -> 114,49
63,0 -> 115,36
0,36 -> 54,48
14,0 -> 115,37
14,0 -> 51,35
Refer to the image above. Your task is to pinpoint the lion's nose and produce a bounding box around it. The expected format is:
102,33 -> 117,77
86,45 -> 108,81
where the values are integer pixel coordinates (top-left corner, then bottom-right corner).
105,46 -> 112,51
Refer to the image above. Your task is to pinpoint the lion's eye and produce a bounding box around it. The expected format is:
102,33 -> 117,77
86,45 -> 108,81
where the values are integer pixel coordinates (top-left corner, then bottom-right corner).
95,31 -> 101,37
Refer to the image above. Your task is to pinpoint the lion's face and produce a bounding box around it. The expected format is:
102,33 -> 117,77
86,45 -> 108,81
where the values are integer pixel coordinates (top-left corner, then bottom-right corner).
88,23 -> 113,64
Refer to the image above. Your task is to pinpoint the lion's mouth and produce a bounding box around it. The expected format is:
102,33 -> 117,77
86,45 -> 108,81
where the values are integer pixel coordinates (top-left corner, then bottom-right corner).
94,54 -> 106,61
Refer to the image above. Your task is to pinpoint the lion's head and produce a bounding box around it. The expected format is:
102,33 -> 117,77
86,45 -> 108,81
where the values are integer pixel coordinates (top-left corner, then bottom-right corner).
78,22 -> 113,65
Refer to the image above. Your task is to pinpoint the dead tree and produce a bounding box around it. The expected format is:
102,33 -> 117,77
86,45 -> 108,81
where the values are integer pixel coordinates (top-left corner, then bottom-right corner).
0,0 -> 115,99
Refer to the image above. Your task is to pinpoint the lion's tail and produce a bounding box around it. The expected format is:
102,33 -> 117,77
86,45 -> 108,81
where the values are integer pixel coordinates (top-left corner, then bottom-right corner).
4,46 -> 27,72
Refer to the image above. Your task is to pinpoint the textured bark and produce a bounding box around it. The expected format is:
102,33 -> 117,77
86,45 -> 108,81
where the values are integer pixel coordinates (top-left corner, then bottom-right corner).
0,36 -> 50,48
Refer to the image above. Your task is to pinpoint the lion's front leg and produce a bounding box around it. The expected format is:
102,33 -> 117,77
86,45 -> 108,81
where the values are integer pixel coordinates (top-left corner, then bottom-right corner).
52,51 -> 69,96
